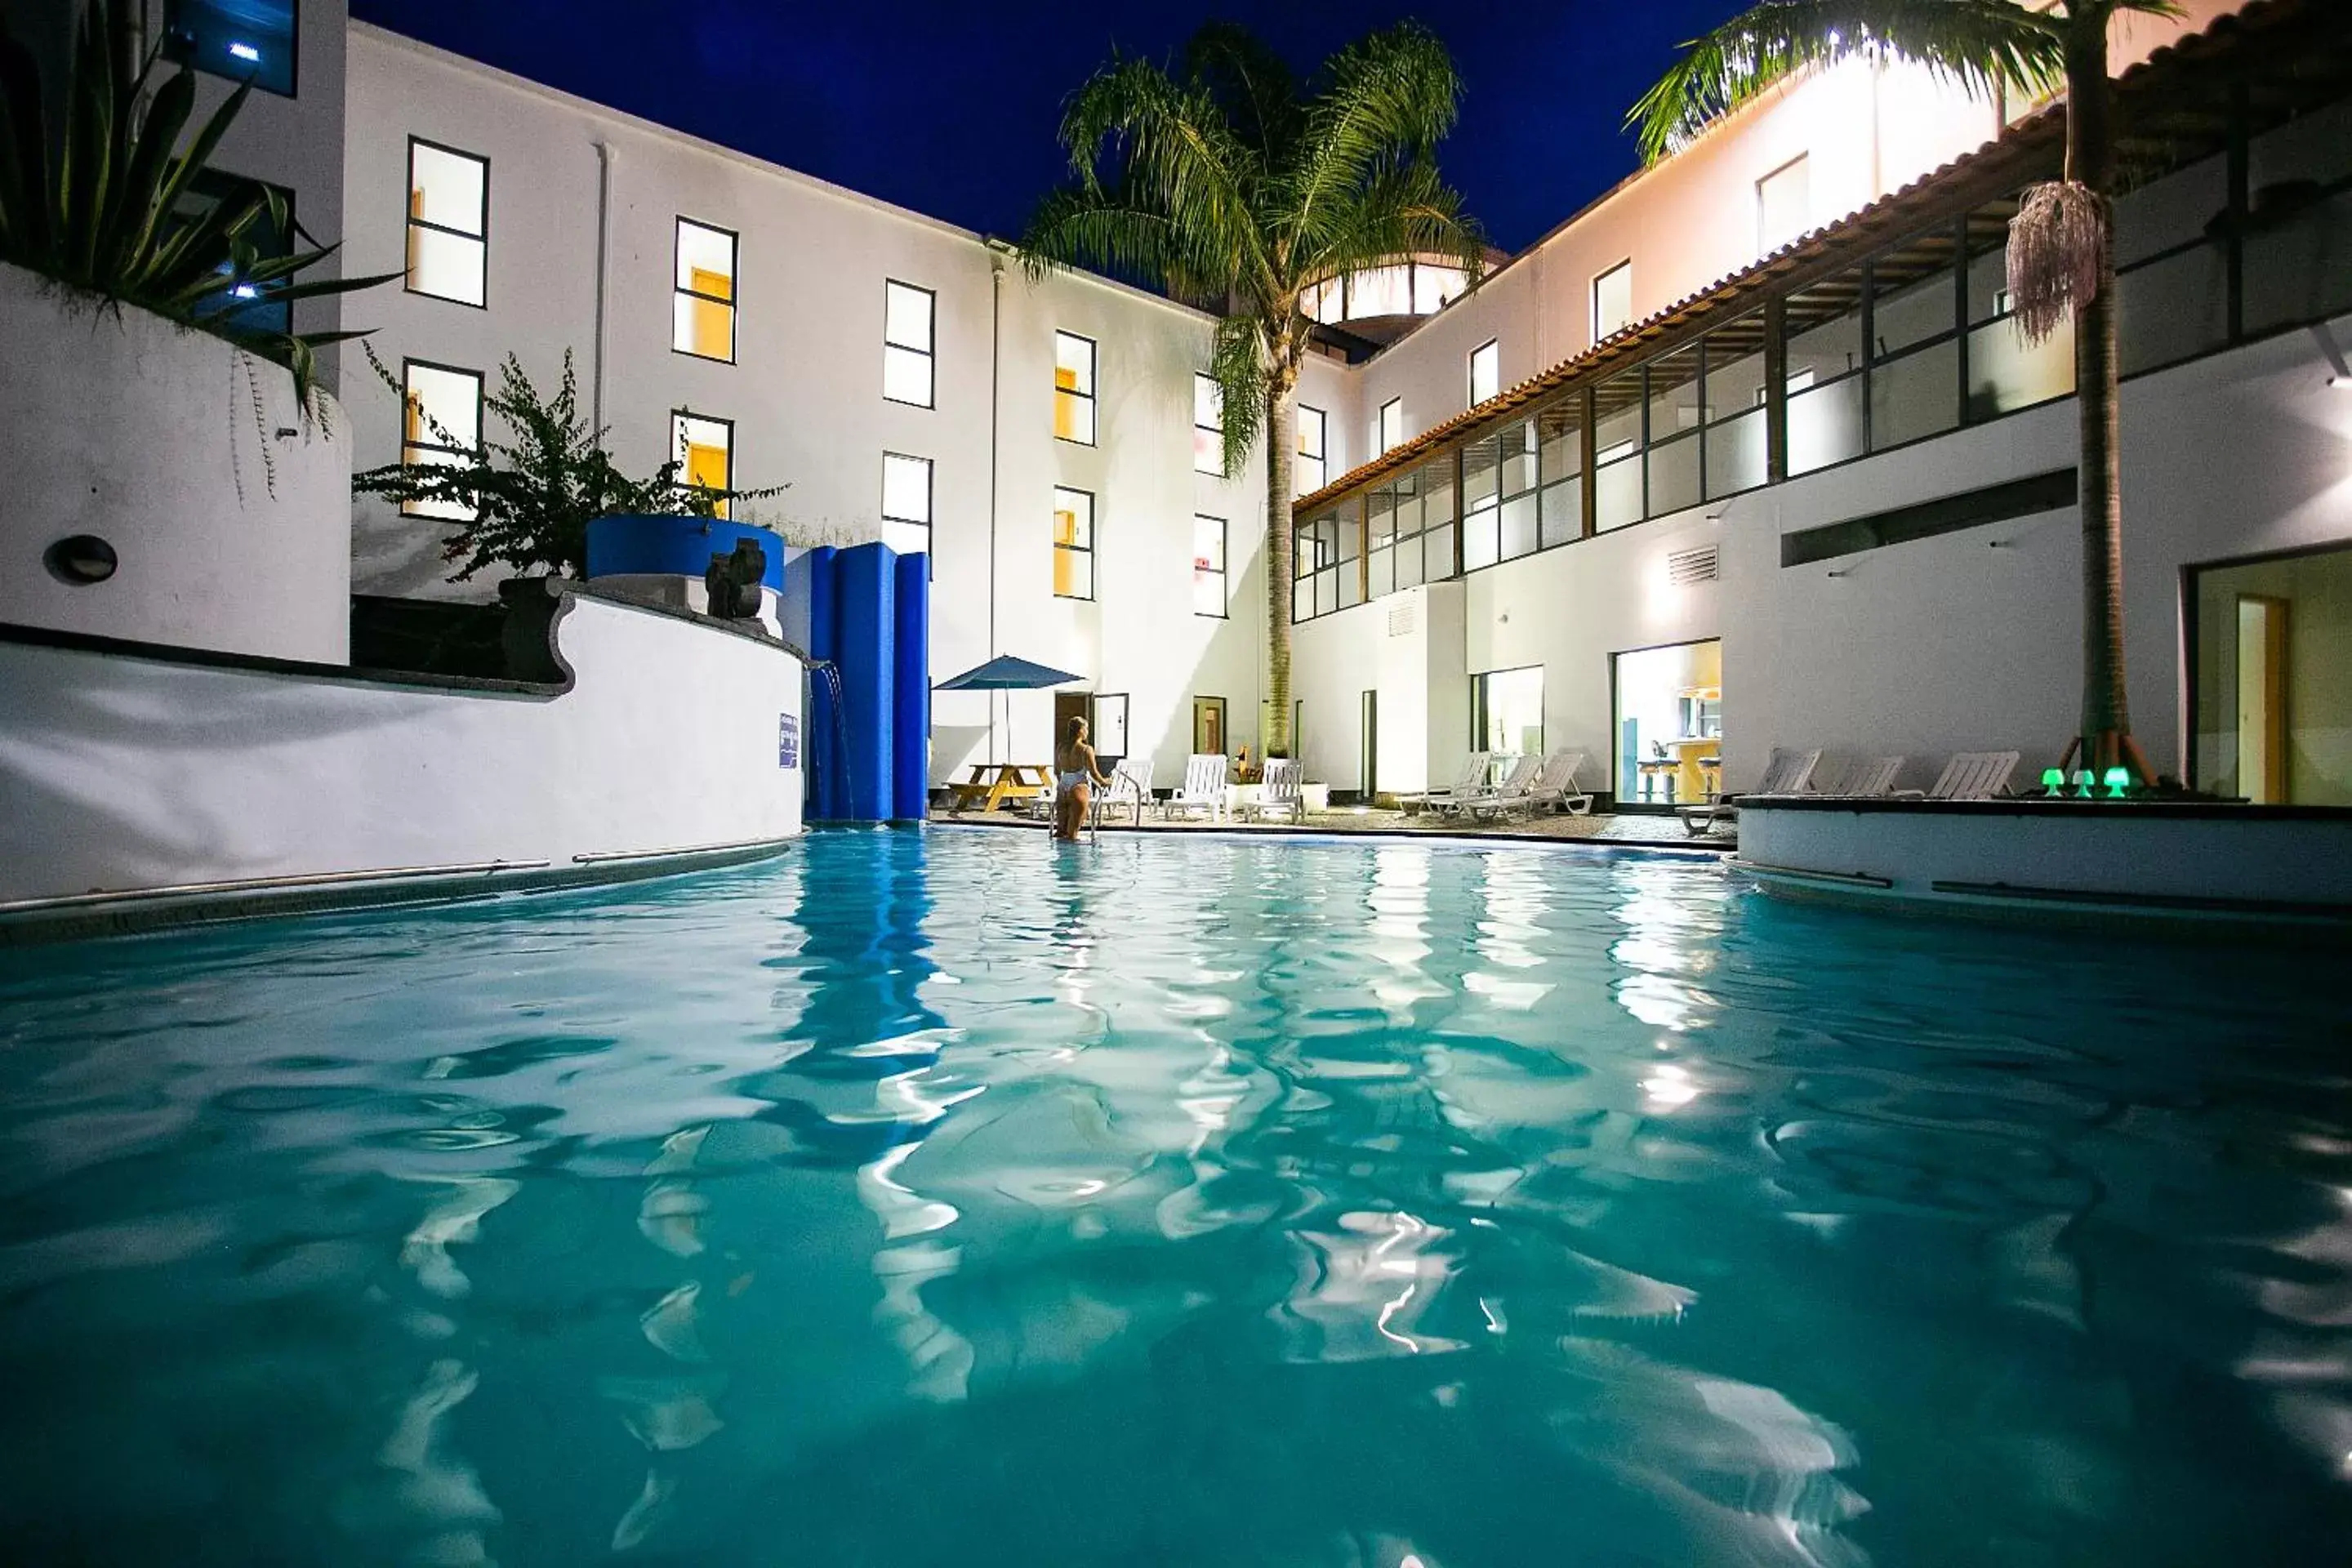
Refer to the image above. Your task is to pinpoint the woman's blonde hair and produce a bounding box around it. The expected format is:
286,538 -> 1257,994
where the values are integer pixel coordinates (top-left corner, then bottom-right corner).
1064,715 -> 1089,743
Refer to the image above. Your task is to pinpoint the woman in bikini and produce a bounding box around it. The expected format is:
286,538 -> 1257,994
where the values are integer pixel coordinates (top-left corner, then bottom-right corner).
1053,715 -> 1112,842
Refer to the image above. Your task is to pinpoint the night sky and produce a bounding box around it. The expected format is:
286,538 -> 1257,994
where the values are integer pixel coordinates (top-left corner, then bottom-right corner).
349,0 -> 1742,256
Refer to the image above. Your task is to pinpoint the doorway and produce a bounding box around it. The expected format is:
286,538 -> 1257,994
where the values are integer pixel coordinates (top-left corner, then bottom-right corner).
2236,595 -> 2287,804
1192,696 -> 1227,757
1610,639 -> 1723,808
1054,692 -> 1091,758
1360,690 -> 1378,799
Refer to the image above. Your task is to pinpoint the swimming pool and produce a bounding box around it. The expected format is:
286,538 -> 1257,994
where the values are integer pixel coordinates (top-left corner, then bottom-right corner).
2,826 -> 2347,1565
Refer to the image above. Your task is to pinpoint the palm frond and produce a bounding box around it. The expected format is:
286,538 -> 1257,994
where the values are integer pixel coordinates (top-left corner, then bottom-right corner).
1628,0 -> 2064,163
1209,314 -> 1268,479
1295,156 -> 1484,300
1284,21 -> 1463,254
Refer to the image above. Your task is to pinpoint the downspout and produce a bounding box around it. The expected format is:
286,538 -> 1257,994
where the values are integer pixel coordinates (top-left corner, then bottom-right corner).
1868,57 -> 1885,201
987,243 -> 1007,763
591,139 -> 615,435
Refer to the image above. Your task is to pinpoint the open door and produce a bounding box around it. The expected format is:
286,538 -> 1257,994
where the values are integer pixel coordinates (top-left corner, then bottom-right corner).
2236,595 -> 2287,804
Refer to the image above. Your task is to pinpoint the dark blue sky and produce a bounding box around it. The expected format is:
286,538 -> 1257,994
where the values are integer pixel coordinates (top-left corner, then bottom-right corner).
351,0 -> 1740,256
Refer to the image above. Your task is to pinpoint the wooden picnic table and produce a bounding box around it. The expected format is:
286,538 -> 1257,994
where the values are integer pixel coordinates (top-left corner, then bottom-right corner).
947,761 -> 1052,813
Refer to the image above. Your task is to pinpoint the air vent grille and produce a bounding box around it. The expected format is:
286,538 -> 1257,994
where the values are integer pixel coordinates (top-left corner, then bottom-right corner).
1668,545 -> 1720,586
1387,599 -> 1418,637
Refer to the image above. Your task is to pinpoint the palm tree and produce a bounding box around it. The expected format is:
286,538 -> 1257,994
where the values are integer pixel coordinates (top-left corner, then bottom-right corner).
1018,23 -> 1484,760
1632,0 -> 2178,786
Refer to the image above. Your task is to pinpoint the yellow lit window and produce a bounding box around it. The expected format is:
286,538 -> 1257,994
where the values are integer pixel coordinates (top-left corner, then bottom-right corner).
400,359 -> 483,519
673,410 -> 733,519
1054,330 -> 1095,444
1052,485 -> 1093,599
672,218 -> 737,363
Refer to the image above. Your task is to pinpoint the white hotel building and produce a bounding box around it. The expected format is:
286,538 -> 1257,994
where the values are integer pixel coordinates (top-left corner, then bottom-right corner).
48,0 -> 2350,810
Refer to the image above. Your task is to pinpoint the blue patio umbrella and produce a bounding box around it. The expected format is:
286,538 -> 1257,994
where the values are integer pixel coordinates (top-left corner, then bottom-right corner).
933,654 -> 1084,763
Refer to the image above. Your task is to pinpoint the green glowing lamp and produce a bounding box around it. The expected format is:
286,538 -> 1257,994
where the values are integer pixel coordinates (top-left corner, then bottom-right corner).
2103,765 -> 2131,800
2041,767 -> 2065,795
2073,768 -> 2096,798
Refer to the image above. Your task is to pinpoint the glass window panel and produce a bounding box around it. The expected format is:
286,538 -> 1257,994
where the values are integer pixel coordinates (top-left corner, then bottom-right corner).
2118,241 -> 2229,376
1425,522 -> 1456,581
1871,252 -> 1954,359
1870,339 -> 1960,451
673,412 -> 733,519
1473,666 -> 1545,759
1352,265 -> 1412,318
1192,514 -> 1226,575
1304,277 -> 1343,323
1965,207 -> 2015,326
1704,318 -> 1769,421
1193,373 -> 1223,432
1421,462 -> 1454,527
1368,544 -> 1395,599
675,220 -> 734,296
673,220 -> 737,361
1500,492 -> 1538,561
1378,399 -> 1403,455
1464,500 -> 1499,571
1316,570 -> 1337,617
1757,154 -> 1811,254
167,0 -> 296,96
1294,577 -> 1314,622
1462,434 -> 1499,507
1592,368 -> 1644,459
1054,332 -> 1096,395
1469,340 -> 1499,405
408,143 -> 485,236
1396,536 -> 1425,590
883,344 -> 933,407
1339,564 -> 1364,609
2244,184 -> 2352,336
1595,453 -> 1642,532
400,362 -> 481,520
1499,419 -> 1539,498
1052,488 -> 1094,550
1788,373 -> 1867,475
1338,514 -> 1362,564
1537,399 -> 1584,486
1368,489 -> 1396,548
880,520 -> 929,557
1414,264 -> 1465,314
1648,344 -> 1704,437
1646,430 -> 1701,519
407,227 -> 484,309
1784,270 -> 1866,385
1539,478 -> 1581,549
1193,568 -> 1227,619
1592,260 -> 1633,340
881,452 -> 931,525
1705,407 -> 1769,501
1967,314 -> 2074,421
884,281 -> 933,351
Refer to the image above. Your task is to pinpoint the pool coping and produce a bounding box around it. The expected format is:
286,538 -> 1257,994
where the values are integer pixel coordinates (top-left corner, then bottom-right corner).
920,814 -> 1735,856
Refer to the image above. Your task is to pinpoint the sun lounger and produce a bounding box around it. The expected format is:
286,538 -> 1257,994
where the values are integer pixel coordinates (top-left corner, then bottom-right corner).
1162,753 -> 1229,822
1095,758 -> 1153,826
1820,755 -> 1905,798
1680,746 -> 1821,835
1524,749 -> 1594,816
1895,750 -> 2020,801
1461,753 -> 1546,821
1401,751 -> 1492,816
1241,759 -> 1305,824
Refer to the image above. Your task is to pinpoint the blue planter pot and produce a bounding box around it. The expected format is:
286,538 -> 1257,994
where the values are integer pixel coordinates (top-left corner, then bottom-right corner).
585,514 -> 786,591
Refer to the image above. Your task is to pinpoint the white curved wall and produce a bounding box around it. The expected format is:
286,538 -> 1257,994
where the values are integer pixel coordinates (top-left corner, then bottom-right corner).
0,591 -> 802,905
0,261 -> 352,664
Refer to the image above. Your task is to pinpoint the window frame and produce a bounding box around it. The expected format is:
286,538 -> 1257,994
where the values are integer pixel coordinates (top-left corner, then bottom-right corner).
882,278 -> 936,409
1593,259 -> 1634,343
399,357 -> 485,520
1192,513 -> 1228,618
672,216 -> 740,365
164,0 -> 298,98
880,450 -> 934,562
1052,484 -> 1096,601
1377,397 -> 1402,457
672,408 -> 737,519
1470,663 -> 1546,758
403,136 -> 489,310
1192,372 -> 1224,475
1297,404 -> 1328,495
1468,339 -> 1500,408
1757,154 -> 1811,257
1054,330 -> 1098,447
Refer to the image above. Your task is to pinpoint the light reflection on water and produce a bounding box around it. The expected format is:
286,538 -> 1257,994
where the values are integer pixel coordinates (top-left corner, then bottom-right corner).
0,827 -> 2349,1566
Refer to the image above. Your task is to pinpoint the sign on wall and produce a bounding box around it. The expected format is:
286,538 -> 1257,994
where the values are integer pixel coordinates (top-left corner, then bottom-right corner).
778,712 -> 799,769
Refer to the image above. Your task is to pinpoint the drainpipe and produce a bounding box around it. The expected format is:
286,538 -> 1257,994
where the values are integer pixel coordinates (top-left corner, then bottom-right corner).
987,243 -> 1006,763
591,138 -> 615,435
1868,58 -> 1884,201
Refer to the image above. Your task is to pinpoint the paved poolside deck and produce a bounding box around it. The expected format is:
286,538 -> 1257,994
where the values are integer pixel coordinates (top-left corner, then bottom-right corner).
933,804 -> 1735,852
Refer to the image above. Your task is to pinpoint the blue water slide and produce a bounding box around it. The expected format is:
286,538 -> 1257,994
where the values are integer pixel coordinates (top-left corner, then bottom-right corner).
832,543 -> 897,822
892,552 -> 930,822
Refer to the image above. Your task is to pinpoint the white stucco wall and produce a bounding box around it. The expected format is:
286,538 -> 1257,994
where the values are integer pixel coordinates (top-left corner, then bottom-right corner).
338,24 -> 1266,792
0,590 -> 802,905
0,262 -> 352,664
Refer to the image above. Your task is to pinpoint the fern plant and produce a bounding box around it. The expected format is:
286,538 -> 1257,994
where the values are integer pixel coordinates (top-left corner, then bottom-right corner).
352,345 -> 787,584
0,0 -> 394,408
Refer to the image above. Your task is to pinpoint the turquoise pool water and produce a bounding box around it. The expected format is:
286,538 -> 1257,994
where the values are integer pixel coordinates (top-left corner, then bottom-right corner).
2,827 -> 2349,1565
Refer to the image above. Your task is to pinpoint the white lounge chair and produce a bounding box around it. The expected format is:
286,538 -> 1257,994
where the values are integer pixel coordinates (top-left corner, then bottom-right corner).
1820,755 -> 1906,798
1680,746 -> 1821,835
1462,753 -> 1546,821
1162,753 -> 1229,822
1524,749 -> 1595,816
1402,751 -> 1492,816
1241,758 -> 1305,824
1095,758 -> 1154,826
1896,750 -> 2019,801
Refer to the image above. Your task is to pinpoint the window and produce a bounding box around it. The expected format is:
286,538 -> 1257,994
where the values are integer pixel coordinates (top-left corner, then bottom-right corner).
673,411 -> 734,519
405,139 -> 487,308
1297,405 -> 1327,495
1053,486 -> 1094,599
1193,697 -> 1227,756
399,361 -> 483,520
1614,639 -> 1722,804
1376,398 -> 1403,456
1472,666 -> 1545,759
1462,419 -> 1541,571
1757,155 -> 1811,256
1054,332 -> 1096,444
881,452 -> 933,557
1291,508 -> 1365,622
164,0 -> 295,96
1468,340 -> 1499,406
1362,457 -> 1456,603
1593,260 -> 1633,341
1193,374 -> 1224,475
672,219 -> 737,363
1193,514 -> 1227,617
1094,693 -> 1130,761
184,172 -> 293,336
883,280 -> 934,408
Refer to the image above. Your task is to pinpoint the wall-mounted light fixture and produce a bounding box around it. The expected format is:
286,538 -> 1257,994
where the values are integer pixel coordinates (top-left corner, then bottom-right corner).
43,534 -> 118,586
